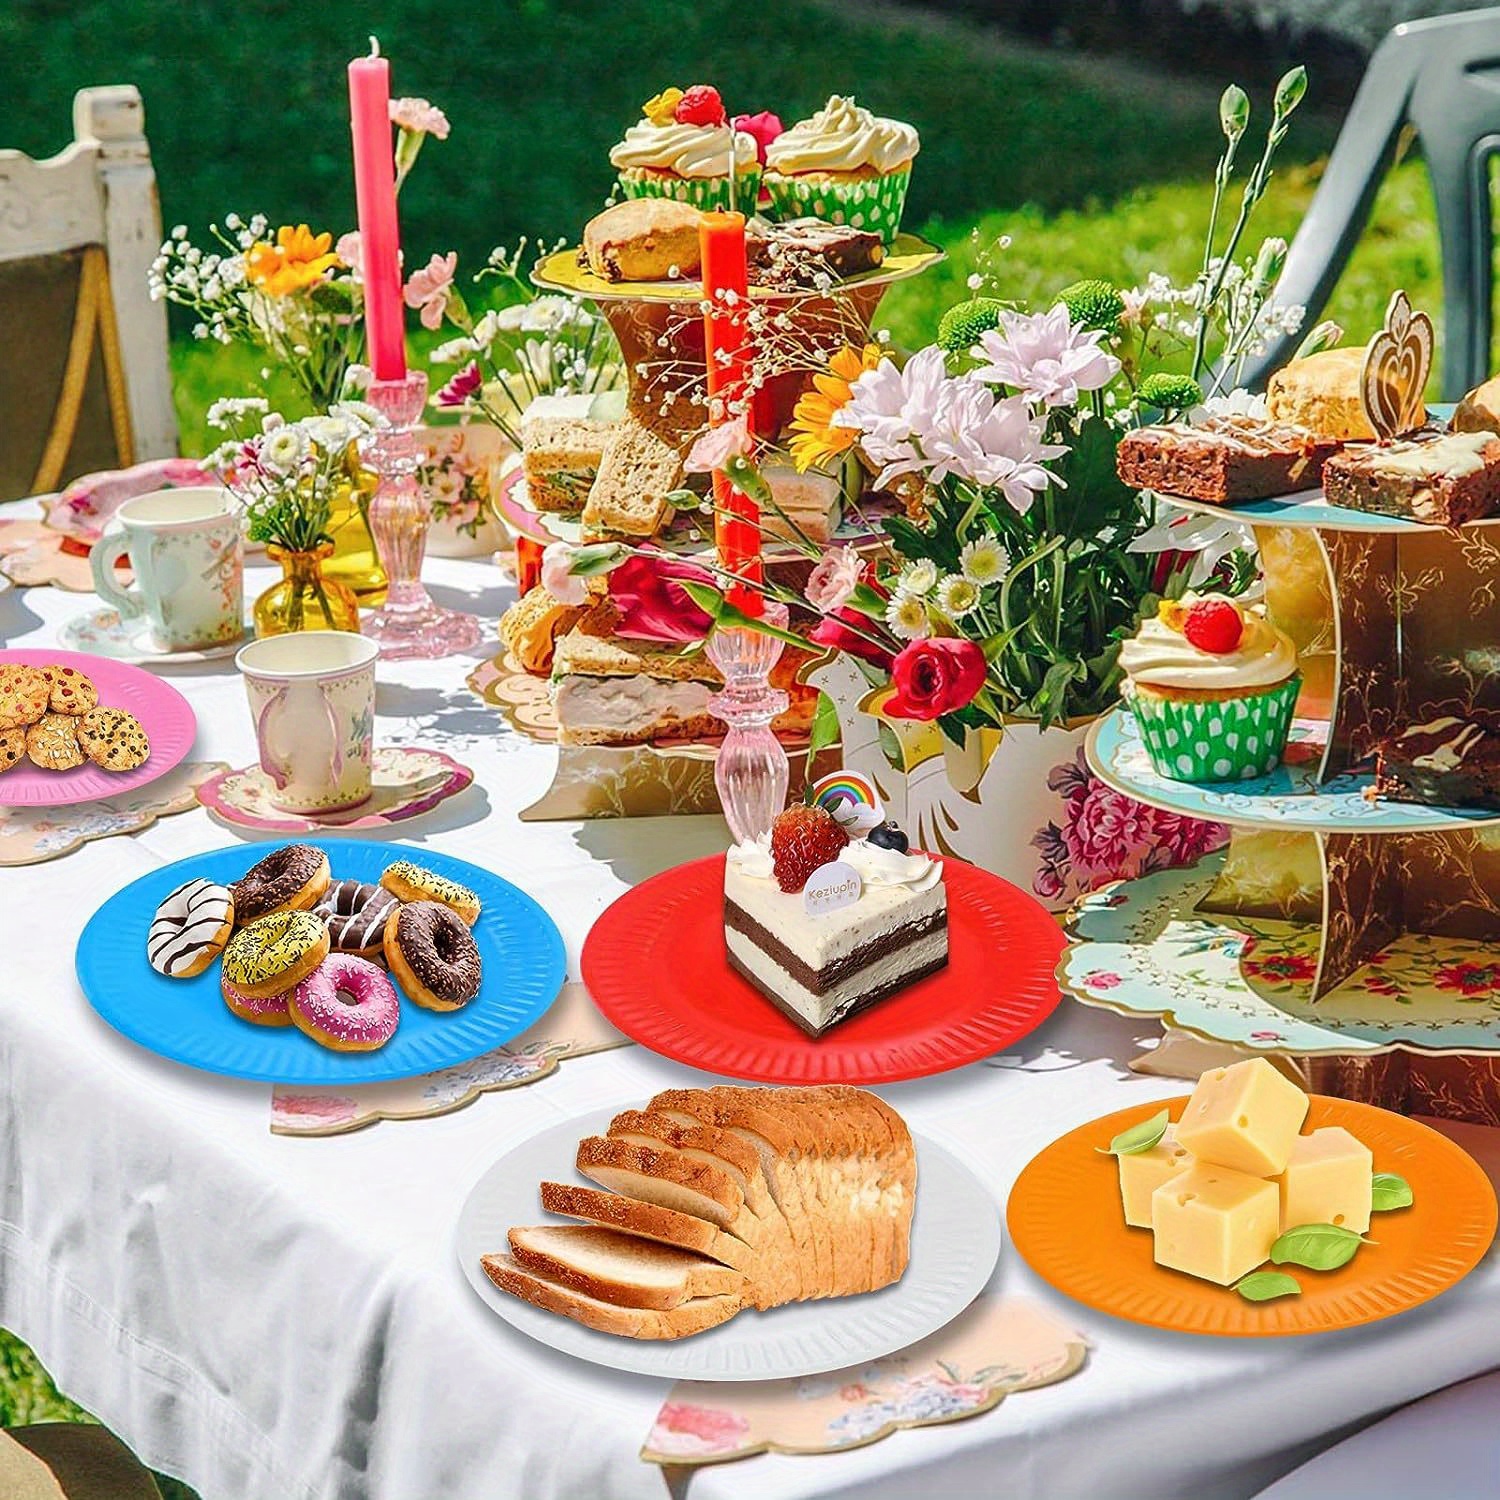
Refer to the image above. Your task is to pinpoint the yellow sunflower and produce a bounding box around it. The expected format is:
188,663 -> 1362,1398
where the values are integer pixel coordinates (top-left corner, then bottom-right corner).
788,343 -> 883,473
245,224 -> 342,298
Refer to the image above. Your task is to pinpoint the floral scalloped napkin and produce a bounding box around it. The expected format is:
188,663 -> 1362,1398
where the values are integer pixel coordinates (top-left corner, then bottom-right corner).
270,981 -> 628,1134
0,761 -> 226,865
642,1296 -> 1086,1468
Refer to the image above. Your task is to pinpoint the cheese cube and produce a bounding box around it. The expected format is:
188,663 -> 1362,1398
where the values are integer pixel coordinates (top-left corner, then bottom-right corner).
1151,1162 -> 1281,1286
1118,1124 -> 1193,1228
1276,1127 -> 1373,1234
1176,1058 -> 1310,1176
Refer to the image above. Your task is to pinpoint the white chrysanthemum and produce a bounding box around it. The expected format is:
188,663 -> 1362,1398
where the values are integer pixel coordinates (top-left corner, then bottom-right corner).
259,425 -> 308,474
205,395 -> 269,430
960,537 -> 1010,585
885,593 -> 932,641
895,559 -> 938,597
936,574 -> 981,618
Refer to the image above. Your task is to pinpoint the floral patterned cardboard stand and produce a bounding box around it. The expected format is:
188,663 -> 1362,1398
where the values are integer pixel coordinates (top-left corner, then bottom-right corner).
0,761 -> 226,865
0,519 -> 122,593
270,981 -> 628,1134
641,1297 -> 1085,1472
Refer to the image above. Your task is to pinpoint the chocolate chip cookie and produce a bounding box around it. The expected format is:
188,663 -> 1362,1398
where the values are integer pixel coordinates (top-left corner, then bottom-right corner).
0,726 -> 25,773
26,712 -> 84,770
41,663 -> 99,715
0,665 -> 51,730
77,706 -> 151,771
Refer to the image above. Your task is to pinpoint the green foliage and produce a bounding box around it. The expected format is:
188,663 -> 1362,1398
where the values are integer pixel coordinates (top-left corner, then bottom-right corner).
937,297 -> 1005,355
1137,372 -> 1205,413
1058,278 -> 1124,332
0,1330 -> 91,1427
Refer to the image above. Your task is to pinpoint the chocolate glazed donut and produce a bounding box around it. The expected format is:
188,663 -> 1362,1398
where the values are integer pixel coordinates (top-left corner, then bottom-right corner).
384,901 -> 483,1012
230,843 -> 332,924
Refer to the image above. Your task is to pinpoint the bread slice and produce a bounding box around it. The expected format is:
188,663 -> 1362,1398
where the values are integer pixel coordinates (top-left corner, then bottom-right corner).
538,1181 -> 756,1273
520,416 -> 612,514
574,1136 -> 755,1237
581,416 -> 686,537
551,627 -> 720,685
498,586 -> 589,675
481,1254 -> 742,1338
507,1224 -> 745,1311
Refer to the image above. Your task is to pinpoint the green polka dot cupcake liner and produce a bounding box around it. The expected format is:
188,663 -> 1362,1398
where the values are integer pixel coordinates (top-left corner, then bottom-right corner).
762,166 -> 910,244
1126,675 -> 1301,784
616,168 -> 763,216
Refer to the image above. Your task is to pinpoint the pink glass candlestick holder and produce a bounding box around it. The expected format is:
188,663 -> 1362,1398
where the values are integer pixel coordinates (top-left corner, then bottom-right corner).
361,371 -> 483,660
706,600 -> 789,841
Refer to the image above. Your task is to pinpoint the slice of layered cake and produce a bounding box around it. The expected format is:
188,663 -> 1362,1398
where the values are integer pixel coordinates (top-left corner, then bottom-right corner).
723,803 -> 948,1036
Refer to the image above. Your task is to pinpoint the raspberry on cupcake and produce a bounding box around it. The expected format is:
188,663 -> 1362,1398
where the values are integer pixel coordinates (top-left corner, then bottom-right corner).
609,85 -> 762,214
1120,594 -> 1301,784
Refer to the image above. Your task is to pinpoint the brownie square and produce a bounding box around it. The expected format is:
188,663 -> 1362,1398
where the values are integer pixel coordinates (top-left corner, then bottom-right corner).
1116,416 -> 1338,503
1373,717 -> 1500,810
1321,431 -> 1500,526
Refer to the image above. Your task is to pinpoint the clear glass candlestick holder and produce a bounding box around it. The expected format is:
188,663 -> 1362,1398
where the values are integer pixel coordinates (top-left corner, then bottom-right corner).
361,371 -> 483,660
706,599 -> 790,842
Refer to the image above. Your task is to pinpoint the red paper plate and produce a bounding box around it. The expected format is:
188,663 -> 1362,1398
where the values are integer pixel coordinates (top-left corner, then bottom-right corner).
582,854 -> 1064,1083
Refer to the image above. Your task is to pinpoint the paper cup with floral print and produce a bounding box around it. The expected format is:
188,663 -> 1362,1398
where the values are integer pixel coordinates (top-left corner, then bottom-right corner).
763,165 -> 911,243
616,166 -> 763,217
1126,675 -> 1301,784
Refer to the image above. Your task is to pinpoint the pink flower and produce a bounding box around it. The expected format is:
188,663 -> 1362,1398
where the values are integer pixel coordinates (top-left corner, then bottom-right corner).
435,361 -> 483,407
389,96 -> 450,139
1083,970 -> 1122,990
403,251 -> 457,330
1151,810 -> 1228,865
918,380 -> 1065,514
733,110 -> 784,165
810,605 -> 895,670
335,231 -> 362,279
540,542 -> 588,606
1063,781 -> 1158,875
685,414 -> 752,474
805,546 -> 863,612
608,553 -> 715,643
837,346 -> 949,489
972,303 -> 1121,409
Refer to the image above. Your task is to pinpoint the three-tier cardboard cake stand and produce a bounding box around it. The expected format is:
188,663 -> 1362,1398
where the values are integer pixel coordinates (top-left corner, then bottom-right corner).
1062,295 -> 1500,1125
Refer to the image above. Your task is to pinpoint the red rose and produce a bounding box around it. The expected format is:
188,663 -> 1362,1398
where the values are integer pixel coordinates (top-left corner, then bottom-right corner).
810,606 -> 894,670
607,553 -> 715,643
884,638 -> 986,720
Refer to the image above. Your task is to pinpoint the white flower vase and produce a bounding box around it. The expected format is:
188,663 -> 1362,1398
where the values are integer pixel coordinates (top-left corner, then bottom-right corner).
416,422 -> 511,558
808,656 -> 1227,911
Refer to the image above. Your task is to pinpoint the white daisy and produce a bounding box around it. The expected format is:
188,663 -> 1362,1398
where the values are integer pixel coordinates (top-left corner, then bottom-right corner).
259,426 -> 308,474
895,559 -> 939,597
960,537 -> 1010,585
885,593 -> 932,641
936,574 -> 981,619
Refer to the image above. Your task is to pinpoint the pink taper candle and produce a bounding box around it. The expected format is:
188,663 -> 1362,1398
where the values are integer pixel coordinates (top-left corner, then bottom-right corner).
348,37 -> 406,381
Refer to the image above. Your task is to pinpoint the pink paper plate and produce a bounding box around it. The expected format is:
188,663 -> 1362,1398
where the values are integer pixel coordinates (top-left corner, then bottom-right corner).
0,648 -> 196,807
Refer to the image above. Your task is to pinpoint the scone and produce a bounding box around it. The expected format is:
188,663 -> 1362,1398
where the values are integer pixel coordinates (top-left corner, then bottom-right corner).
1452,374 -> 1500,436
499,585 -> 590,675
1268,345 -> 1427,441
582,198 -> 704,283
77,706 -> 151,771
0,665 -> 51,730
0,726 -> 28,773
26,713 -> 84,771
41,663 -> 98,715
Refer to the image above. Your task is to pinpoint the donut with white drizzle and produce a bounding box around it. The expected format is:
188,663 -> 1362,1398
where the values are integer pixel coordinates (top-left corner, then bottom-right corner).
148,878 -> 235,978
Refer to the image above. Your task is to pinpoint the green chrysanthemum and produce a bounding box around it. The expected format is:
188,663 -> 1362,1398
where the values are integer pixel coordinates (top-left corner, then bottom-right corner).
1137,372 -> 1205,414
937,297 -> 1005,356
1059,278 -> 1126,332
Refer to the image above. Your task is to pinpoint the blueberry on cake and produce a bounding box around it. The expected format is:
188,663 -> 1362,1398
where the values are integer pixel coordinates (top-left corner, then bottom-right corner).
722,804 -> 948,1035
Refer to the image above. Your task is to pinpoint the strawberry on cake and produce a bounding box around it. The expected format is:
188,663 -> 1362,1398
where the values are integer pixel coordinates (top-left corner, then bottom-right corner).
723,802 -> 948,1036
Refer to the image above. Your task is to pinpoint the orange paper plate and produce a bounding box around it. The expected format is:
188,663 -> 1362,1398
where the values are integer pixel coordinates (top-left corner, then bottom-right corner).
1007,1095 -> 1497,1336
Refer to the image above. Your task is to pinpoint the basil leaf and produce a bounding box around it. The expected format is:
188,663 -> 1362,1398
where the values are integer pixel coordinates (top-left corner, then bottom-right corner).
1371,1173 -> 1414,1212
663,488 -> 704,511
1270,1222 -> 1367,1272
1236,1271 -> 1301,1303
1097,1108 -> 1170,1157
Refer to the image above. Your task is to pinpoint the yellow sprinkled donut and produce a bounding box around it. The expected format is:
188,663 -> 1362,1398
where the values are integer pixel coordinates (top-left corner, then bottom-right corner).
380,859 -> 482,925
221,910 -> 330,999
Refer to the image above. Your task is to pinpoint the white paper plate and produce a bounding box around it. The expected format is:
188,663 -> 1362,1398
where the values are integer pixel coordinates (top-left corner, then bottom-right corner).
455,1104 -> 1000,1379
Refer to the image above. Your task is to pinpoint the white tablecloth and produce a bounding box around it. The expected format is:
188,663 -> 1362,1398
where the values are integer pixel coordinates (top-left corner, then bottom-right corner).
1,534 -> 1497,1500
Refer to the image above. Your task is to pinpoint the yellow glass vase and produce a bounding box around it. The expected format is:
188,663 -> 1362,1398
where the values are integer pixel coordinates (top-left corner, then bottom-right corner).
321,479 -> 388,605
254,543 -> 363,637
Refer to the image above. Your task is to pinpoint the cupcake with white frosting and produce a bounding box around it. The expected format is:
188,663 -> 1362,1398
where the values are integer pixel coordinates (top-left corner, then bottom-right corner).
763,95 -> 919,243
609,85 -> 762,214
1120,593 -> 1301,783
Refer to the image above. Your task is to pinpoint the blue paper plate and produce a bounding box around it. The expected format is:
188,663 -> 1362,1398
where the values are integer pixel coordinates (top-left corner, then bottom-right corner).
76,840 -> 567,1083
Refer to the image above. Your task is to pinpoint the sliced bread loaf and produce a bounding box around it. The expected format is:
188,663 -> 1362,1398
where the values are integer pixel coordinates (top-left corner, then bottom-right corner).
538,1181 -> 756,1273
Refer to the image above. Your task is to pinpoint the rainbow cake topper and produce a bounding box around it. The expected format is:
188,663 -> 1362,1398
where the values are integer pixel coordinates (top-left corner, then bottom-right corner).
809,770 -> 884,834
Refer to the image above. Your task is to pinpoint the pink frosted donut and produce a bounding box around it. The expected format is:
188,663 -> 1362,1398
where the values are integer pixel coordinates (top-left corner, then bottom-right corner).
222,974 -> 293,1027
288,954 -> 400,1053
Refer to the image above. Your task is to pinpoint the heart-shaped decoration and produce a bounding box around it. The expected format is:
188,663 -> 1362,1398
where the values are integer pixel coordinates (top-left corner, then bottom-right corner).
1361,289 -> 1433,439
